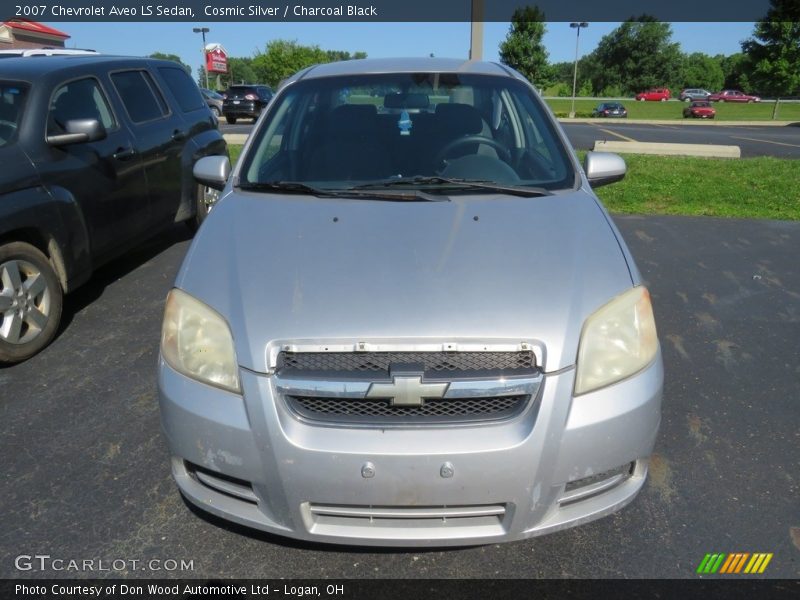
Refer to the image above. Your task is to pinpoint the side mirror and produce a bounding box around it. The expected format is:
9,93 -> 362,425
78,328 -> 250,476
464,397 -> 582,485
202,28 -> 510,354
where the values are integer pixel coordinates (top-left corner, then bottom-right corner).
194,155 -> 231,190
584,151 -> 626,187
46,119 -> 106,146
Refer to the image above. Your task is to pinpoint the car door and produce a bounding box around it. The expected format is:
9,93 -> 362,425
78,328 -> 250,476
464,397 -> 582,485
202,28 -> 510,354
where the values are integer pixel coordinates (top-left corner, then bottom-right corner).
36,75 -> 150,259
109,68 -> 184,229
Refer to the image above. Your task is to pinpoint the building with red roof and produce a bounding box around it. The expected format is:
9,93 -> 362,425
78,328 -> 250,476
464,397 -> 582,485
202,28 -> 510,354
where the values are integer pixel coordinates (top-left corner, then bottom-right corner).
0,19 -> 70,49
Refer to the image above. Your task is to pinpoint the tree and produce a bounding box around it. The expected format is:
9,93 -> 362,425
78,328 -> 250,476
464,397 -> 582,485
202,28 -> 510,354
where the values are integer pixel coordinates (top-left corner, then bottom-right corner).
681,53 -> 725,91
498,7 -> 551,88
716,53 -> 752,90
584,17 -> 683,96
742,0 -> 800,116
148,52 -> 191,74
251,40 -> 367,88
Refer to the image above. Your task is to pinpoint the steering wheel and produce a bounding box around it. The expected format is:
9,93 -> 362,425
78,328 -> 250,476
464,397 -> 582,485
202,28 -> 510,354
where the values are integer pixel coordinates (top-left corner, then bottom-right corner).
434,135 -> 512,166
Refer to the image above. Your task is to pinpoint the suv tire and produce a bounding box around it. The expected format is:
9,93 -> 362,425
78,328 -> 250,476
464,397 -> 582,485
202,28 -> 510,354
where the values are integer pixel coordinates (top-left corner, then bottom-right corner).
0,242 -> 63,363
226,116 -> 237,124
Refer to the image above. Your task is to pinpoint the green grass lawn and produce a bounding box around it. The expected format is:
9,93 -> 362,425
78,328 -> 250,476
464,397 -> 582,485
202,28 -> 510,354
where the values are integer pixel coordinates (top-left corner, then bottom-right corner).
546,98 -> 800,121
592,154 -> 800,220
227,145 -> 799,221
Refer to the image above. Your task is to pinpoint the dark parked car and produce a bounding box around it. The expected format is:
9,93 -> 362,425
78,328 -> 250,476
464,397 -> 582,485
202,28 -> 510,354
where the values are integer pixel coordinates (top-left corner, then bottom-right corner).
0,55 -> 226,363
592,102 -> 627,118
683,101 -> 716,119
200,87 -> 223,117
222,84 -> 273,123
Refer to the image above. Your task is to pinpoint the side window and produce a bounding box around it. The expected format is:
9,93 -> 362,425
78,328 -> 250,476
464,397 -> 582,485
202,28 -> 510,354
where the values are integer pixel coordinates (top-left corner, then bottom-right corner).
111,70 -> 169,123
48,77 -> 116,136
157,67 -> 205,113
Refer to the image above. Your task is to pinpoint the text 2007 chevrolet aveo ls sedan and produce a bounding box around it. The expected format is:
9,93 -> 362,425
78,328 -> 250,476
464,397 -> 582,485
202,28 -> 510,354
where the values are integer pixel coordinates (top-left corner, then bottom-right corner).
158,58 -> 663,546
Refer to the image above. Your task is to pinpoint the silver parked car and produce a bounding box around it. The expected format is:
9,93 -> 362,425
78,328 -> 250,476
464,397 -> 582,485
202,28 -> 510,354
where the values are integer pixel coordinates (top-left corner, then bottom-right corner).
158,58 -> 663,547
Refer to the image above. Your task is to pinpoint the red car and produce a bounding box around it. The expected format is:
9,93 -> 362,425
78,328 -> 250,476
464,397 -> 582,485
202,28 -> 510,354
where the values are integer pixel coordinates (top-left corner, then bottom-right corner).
683,101 -> 716,119
708,90 -> 761,103
635,88 -> 671,101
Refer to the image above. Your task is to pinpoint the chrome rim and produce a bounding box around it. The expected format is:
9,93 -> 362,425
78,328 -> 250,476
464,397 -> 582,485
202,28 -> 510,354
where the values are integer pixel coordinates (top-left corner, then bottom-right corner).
0,259 -> 51,345
200,185 -> 220,215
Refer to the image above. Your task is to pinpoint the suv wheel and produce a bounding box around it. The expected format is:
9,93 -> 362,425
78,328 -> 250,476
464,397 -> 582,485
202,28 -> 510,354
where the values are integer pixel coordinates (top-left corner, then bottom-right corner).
187,183 -> 220,231
226,116 -> 237,124
210,106 -> 220,117
0,242 -> 63,363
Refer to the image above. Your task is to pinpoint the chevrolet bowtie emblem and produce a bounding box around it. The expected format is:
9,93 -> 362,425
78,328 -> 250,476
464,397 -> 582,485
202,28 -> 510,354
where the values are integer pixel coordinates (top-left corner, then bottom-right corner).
365,376 -> 449,407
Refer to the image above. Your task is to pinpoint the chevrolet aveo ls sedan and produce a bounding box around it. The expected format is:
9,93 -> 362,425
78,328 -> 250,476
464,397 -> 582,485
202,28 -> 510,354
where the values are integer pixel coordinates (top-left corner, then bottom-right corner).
158,58 -> 663,546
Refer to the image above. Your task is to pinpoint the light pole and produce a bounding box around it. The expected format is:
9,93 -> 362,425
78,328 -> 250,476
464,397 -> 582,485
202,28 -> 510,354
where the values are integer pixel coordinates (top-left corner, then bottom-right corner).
569,22 -> 588,119
193,27 -> 210,89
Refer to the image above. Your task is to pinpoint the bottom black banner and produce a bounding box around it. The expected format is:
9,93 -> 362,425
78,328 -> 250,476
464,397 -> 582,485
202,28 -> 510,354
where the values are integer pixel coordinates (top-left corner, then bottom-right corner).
3,579 -> 799,600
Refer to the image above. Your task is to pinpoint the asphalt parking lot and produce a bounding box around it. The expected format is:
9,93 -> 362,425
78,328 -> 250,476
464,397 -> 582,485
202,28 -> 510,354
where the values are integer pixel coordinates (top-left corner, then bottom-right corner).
2,215 -> 798,579
562,122 -> 800,159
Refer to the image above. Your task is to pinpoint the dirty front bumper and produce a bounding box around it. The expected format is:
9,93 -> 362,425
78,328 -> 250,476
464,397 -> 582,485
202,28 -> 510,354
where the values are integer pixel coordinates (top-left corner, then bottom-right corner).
158,351 -> 662,547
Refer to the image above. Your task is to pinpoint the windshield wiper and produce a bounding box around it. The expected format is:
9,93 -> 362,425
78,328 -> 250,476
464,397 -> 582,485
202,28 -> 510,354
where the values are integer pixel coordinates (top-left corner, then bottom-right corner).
237,181 -> 446,202
352,176 -> 552,198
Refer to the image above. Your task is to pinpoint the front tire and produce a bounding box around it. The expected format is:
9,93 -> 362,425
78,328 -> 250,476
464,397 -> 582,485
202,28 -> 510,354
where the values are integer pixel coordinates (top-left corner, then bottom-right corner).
0,242 -> 63,364
186,182 -> 220,232
210,106 -> 221,118
226,116 -> 237,124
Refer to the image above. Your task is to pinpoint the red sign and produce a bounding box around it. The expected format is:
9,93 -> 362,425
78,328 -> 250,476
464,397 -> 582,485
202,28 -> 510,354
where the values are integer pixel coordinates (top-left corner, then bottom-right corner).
205,44 -> 228,74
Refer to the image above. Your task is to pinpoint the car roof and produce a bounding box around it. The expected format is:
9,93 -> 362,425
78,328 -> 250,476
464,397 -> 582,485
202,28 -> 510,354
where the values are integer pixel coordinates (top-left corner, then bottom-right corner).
286,58 -> 519,84
0,54 -> 182,79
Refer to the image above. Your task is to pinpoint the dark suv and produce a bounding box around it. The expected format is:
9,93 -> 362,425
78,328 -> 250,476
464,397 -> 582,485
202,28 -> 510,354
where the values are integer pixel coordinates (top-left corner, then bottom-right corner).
222,84 -> 273,123
0,55 -> 226,363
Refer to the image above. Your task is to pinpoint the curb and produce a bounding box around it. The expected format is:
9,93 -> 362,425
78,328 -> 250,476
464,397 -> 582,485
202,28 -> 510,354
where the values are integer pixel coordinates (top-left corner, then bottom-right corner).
560,118 -> 797,127
223,133 -> 249,144
593,140 -> 741,158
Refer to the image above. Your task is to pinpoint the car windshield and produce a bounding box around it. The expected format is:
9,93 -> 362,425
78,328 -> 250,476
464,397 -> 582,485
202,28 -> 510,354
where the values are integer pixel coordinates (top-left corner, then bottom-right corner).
0,81 -> 27,148
240,72 -> 575,192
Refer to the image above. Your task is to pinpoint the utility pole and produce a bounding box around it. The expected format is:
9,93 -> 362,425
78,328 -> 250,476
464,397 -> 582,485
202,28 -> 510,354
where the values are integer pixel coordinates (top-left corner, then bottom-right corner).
469,0 -> 484,60
193,27 -> 210,88
569,22 -> 588,118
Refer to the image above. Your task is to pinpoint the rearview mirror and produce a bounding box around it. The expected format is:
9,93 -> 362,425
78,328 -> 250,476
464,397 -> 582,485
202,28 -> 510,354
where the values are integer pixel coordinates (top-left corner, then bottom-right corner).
46,119 -> 106,146
193,155 -> 231,190
584,152 -> 626,187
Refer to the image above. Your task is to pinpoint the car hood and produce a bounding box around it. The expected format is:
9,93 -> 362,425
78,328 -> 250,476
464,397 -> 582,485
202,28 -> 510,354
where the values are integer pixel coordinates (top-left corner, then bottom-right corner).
176,189 -> 634,373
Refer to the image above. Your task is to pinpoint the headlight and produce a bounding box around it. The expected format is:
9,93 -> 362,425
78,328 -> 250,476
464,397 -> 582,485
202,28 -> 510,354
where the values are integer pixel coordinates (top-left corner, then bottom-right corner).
574,286 -> 658,396
161,288 -> 240,393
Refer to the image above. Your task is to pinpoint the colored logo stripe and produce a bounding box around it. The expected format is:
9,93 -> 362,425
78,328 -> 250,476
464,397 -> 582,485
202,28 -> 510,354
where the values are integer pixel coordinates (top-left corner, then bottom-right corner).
697,553 -> 773,574
744,553 -> 773,574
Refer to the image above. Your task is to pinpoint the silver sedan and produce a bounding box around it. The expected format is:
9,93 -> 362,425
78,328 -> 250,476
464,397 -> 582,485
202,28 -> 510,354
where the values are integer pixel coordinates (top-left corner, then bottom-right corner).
158,58 -> 663,546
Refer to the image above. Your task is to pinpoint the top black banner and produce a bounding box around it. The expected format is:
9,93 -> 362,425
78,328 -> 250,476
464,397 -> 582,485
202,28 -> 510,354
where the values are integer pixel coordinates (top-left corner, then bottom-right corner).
5,0 -> 783,23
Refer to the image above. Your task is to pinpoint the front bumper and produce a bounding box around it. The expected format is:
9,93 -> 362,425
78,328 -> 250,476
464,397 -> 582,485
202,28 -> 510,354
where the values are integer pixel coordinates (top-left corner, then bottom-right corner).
158,351 -> 663,546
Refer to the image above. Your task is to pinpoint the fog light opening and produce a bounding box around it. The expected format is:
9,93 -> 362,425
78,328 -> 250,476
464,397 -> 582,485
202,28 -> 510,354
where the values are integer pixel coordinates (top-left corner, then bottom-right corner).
185,461 -> 259,505
560,462 -> 635,505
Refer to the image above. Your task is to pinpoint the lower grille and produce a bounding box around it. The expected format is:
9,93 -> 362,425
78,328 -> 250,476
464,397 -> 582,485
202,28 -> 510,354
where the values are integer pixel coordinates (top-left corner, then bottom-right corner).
286,394 -> 528,424
305,503 -> 507,539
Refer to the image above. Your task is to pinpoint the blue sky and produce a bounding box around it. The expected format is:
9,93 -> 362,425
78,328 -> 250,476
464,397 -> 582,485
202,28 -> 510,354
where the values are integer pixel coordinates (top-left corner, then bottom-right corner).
55,21 -> 755,77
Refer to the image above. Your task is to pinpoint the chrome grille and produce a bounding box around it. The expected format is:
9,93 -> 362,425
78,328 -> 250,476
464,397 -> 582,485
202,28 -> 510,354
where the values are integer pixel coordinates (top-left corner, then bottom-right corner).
278,351 -> 535,375
287,394 -> 528,424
